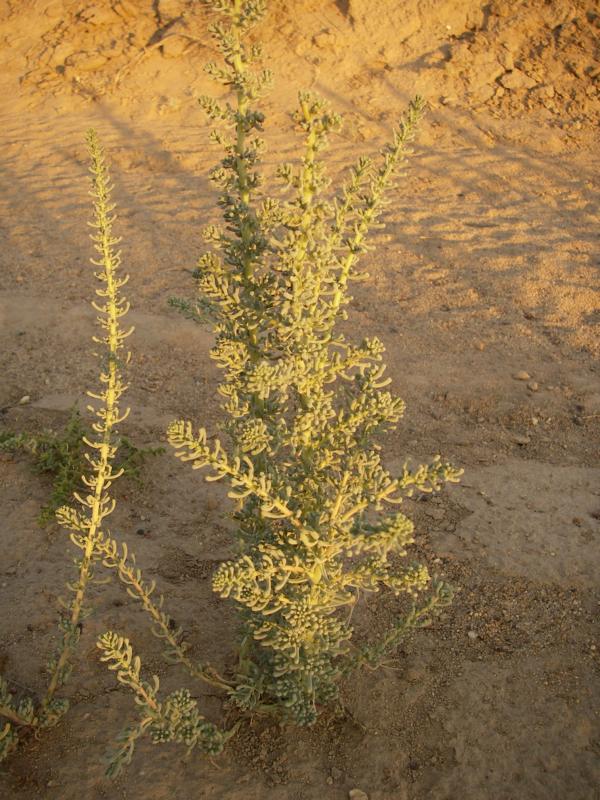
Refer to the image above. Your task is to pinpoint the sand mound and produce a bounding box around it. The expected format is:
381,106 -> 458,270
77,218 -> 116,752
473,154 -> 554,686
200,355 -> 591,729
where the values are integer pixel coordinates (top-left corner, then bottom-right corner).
1,0 -> 597,137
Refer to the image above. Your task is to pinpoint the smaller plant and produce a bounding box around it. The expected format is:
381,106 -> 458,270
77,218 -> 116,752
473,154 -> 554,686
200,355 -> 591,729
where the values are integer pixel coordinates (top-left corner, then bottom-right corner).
0,409 -> 162,526
0,130 -> 135,761
1,409 -> 86,525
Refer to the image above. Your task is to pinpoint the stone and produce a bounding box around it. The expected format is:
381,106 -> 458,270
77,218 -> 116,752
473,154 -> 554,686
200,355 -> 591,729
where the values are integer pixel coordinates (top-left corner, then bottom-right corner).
67,53 -> 109,72
497,48 -> 514,71
472,84 -> 495,104
500,69 -> 537,90
83,7 -> 119,25
513,371 -> 531,381
469,55 -> 505,89
527,381 -> 539,392
313,30 -> 337,49
349,791 -> 369,800
19,395 -> 30,404
512,433 -> 530,445
161,35 -> 188,58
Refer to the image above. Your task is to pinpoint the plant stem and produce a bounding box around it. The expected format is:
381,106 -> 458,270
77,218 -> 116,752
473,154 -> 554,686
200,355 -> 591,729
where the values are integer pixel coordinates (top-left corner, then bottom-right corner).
44,130 -> 130,708
0,705 -> 34,728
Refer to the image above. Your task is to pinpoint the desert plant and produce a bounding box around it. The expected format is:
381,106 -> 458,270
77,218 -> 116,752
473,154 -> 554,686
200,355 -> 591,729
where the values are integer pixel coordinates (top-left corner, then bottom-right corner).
0,409 -> 163,526
0,130 -> 135,761
98,0 -> 460,750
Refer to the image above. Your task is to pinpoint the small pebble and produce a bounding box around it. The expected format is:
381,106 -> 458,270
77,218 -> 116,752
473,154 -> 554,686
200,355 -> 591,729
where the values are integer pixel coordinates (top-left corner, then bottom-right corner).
531,417 -> 539,425
512,434 -> 530,445
467,630 -> 478,640
349,790 -> 369,800
19,395 -> 30,404
527,381 -> 539,392
513,371 -> 530,381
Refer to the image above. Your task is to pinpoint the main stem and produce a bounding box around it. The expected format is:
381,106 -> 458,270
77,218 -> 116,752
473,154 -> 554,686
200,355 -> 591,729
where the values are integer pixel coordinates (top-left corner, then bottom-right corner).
45,132 -> 125,708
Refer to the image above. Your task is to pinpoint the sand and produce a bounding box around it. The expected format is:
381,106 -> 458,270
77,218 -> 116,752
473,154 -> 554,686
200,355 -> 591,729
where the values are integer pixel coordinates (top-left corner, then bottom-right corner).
0,1 -> 599,798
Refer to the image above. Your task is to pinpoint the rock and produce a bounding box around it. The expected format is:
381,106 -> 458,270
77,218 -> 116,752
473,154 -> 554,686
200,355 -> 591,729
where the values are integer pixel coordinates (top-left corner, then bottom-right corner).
425,269 -> 447,282
51,43 -> 76,65
497,48 -> 514,71
513,371 -> 531,381
18,395 -> 30,404
512,433 -> 530,445
67,53 -> 109,72
467,630 -> 478,640
472,84 -> 495,104
469,55 -> 505,88
161,35 -> 188,58
313,30 -> 337,49
349,791 -> 369,800
527,381 -> 539,392
405,667 -> 425,683
500,69 -> 537,90
82,7 -> 119,25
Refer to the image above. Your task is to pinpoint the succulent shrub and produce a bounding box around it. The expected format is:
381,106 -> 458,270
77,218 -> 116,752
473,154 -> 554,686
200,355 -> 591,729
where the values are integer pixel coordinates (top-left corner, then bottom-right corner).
162,0 -> 461,726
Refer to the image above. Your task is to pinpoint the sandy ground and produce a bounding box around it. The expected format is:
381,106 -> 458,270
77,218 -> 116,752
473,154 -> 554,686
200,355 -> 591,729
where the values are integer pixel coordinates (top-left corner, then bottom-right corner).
0,1 -> 599,798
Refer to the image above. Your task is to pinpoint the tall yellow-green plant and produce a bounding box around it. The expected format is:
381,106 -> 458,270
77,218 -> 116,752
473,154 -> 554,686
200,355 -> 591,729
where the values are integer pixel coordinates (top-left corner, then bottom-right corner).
98,0 -> 460,748
0,130 -> 132,761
